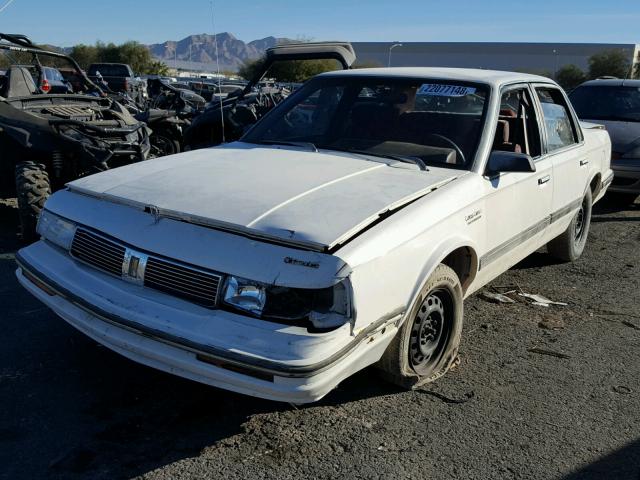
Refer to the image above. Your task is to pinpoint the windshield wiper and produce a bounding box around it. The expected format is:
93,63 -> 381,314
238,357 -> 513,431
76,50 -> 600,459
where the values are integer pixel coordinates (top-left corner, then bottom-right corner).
334,148 -> 428,171
255,140 -> 318,152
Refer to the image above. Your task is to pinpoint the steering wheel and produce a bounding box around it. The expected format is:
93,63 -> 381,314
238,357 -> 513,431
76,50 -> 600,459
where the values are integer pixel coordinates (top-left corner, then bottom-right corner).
425,134 -> 466,165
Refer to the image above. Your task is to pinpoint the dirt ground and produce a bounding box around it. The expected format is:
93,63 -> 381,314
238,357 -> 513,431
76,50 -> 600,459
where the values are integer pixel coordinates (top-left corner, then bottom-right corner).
0,196 -> 638,480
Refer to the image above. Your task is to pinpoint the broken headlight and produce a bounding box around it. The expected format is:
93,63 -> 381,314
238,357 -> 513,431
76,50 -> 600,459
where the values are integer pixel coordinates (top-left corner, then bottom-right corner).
36,210 -> 77,250
222,276 -> 351,329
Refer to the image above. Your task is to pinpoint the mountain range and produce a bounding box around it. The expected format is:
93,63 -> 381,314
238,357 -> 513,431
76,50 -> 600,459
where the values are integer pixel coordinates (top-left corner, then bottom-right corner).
148,33 -> 294,71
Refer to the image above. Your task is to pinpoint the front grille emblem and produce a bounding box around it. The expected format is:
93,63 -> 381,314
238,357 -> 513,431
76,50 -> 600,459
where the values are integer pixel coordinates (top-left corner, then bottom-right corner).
122,248 -> 148,285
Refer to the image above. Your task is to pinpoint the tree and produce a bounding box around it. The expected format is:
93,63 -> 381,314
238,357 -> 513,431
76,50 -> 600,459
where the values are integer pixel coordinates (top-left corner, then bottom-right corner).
555,64 -> 586,90
238,57 -> 264,81
352,61 -> 383,69
588,50 -> 631,79
238,56 -> 340,82
147,60 -> 170,76
69,44 -> 99,69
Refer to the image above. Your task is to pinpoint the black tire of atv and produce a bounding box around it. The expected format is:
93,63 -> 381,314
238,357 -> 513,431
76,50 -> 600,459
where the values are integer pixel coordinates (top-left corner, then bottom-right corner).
376,264 -> 463,389
15,161 -> 51,243
547,188 -> 593,262
150,133 -> 181,157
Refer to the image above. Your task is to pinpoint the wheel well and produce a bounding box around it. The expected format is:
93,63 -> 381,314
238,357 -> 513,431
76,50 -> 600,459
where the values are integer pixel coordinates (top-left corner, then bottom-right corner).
442,246 -> 478,294
590,173 -> 602,197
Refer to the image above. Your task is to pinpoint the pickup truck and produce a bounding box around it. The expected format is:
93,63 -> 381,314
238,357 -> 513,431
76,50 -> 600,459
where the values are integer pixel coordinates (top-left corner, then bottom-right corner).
16,67 -> 613,403
87,63 -> 146,104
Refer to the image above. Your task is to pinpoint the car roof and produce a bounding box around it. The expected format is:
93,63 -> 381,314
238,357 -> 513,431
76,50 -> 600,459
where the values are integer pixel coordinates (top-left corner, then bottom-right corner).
576,78 -> 640,88
319,67 -> 556,88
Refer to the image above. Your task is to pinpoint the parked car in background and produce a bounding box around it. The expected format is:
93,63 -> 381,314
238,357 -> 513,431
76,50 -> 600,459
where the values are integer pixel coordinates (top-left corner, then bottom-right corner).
87,63 -> 146,104
570,79 -> 640,204
17,67 -> 612,403
11,65 -> 72,93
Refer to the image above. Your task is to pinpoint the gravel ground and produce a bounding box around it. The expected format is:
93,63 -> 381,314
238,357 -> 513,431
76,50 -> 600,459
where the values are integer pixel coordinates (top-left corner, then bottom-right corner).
0,196 -> 638,480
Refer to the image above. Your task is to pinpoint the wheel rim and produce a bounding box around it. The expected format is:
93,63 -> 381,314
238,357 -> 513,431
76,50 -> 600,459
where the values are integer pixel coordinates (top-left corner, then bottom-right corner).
574,199 -> 587,241
409,288 -> 453,374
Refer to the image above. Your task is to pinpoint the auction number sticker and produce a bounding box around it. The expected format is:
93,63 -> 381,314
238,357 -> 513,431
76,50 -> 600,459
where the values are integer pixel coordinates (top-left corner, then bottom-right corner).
417,84 -> 476,97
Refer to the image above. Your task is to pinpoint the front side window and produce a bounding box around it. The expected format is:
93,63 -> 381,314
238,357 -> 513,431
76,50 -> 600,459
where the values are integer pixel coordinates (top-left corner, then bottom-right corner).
244,76 -> 490,169
493,87 -> 542,158
536,88 -> 578,152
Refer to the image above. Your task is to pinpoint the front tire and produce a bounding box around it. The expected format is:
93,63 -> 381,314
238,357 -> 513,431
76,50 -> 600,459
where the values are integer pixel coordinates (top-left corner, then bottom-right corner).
15,161 -> 51,243
377,264 -> 463,389
547,188 -> 592,262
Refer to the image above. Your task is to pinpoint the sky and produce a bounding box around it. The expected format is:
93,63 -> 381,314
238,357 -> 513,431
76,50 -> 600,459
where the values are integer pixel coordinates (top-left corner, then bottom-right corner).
1,0 -> 639,47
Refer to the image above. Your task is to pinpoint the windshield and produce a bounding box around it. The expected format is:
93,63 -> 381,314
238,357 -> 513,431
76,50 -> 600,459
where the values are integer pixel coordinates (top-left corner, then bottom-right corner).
570,85 -> 640,122
243,76 -> 489,169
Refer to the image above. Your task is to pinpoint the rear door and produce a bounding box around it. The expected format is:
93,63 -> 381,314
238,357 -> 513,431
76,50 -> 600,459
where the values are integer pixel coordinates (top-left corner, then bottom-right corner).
532,85 -> 587,240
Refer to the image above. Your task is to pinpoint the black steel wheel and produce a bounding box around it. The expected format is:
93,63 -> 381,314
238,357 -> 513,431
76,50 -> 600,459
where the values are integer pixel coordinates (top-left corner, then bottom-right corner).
377,263 -> 464,388
409,289 -> 453,375
547,188 -> 592,262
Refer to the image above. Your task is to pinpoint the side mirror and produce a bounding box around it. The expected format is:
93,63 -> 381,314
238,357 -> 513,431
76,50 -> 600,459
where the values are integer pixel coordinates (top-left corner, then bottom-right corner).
486,151 -> 536,174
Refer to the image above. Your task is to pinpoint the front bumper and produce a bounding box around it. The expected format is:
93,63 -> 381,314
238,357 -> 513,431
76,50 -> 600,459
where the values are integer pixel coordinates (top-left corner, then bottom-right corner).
16,242 -> 399,403
610,159 -> 640,194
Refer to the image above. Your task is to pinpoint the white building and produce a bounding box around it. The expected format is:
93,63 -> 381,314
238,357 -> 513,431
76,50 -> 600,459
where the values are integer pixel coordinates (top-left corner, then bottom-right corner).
352,42 -> 640,76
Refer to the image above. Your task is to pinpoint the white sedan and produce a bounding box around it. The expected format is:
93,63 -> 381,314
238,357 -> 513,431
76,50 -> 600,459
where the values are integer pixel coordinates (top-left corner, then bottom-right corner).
16,68 -> 613,403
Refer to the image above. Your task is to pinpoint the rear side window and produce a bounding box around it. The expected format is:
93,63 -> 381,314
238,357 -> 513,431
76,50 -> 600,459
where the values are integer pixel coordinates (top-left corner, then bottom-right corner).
535,88 -> 579,152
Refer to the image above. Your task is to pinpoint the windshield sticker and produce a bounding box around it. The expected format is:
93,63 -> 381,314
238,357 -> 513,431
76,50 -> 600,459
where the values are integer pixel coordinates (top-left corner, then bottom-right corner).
417,84 -> 476,97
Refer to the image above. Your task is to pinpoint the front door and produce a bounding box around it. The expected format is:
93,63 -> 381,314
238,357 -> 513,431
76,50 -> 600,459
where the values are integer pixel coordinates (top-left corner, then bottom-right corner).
477,84 -> 554,283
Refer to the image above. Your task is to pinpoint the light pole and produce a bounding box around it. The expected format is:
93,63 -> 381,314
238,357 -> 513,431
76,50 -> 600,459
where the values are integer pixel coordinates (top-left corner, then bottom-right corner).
388,43 -> 402,67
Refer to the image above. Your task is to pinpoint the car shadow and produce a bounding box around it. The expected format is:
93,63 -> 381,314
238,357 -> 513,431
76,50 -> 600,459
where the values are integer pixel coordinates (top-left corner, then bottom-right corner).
560,438 -> 640,480
3,322 -> 399,480
511,250 -> 563,270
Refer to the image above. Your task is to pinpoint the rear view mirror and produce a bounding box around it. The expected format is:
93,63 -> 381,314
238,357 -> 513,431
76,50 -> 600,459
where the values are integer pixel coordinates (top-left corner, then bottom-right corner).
486,151 -> 536,174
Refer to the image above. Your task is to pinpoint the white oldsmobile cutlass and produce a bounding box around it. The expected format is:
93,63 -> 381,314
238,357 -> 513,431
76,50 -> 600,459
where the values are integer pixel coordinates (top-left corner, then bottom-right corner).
17,68 -> 613,403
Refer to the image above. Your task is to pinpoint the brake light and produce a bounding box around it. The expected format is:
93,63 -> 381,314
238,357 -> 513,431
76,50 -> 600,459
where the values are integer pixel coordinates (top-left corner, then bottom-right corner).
41,79 -> 51,93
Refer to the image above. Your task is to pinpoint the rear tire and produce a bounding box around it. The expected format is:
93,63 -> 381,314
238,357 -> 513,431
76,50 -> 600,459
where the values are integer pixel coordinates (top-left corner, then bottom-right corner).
547,188 -> 592,262
377,264 -> 463,389
15,161 -> 51,243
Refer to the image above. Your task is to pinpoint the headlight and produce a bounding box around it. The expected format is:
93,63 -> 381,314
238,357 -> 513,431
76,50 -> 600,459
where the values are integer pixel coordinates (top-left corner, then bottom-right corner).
222,276 -> 351,330
36,210 -> 76,250
223,276 -> 267,315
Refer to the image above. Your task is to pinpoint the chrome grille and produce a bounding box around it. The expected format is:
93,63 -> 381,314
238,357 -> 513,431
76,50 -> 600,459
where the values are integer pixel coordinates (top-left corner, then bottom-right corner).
144,257 -> 221,308
70,228 -> 126,277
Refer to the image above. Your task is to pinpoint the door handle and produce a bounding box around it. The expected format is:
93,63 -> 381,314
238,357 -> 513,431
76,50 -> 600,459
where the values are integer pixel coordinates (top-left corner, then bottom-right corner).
580,159 -> 589,166
538,175 -> 551,185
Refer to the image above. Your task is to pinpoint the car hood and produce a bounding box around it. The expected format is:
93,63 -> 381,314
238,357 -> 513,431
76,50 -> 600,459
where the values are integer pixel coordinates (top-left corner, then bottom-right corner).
68,142 -> 458,251
583,119 -> 640,153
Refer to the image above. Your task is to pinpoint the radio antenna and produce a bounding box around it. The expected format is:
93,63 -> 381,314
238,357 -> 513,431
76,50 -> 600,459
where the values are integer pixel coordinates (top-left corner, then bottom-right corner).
210,0 -> 226,143
0,0 -> 17,14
